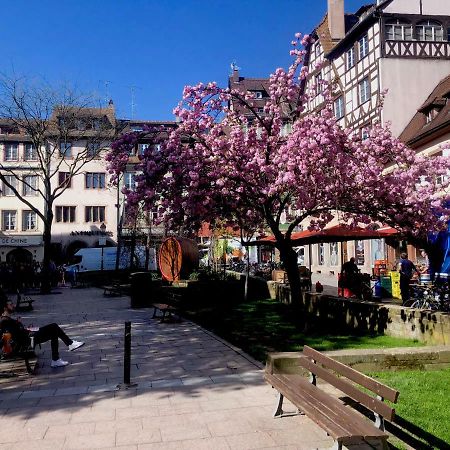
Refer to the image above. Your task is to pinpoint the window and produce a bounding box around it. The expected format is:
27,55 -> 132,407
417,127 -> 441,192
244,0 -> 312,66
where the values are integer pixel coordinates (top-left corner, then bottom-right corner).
85,206 -> 105,223
416,20 -> 444,41
59,141 -> 72,158
58,171 -> 71,188
87,142 -> 101,158
138,143 -> 150,155
23,175 -> 38,196
361,126 -> 370,140
131,126 -> 143,132
334,96 -> 345,119
315,43 -> 321,59
92,118 -> 101,130
426,108 -> 440,123
22,210 -> 37,231
4,143 -> 18,161
2,210 -> 16,231
55,206 -> 76,223
359,78 -> 371,104
124,172 -> 136,191
257,107 -> 264,114
385,20 -> 413,41
85,172 -> 106,189
24,144 -> 38,161
318,243 -> 325,265
281,122 -> 293,137
2,175 -> 17,196
358,34 -> 369,59
253,91 -> 263,99
329,242 -> 338,266
347,47 -> 355,68
315,73 -> 323,96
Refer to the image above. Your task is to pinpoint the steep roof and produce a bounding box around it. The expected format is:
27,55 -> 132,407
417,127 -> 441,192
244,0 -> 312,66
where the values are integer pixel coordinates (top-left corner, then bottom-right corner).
399,75 -> 450,148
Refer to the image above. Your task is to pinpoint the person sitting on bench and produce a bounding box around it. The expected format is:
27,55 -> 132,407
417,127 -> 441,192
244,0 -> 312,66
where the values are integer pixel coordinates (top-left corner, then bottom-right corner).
0,293 -> 85,368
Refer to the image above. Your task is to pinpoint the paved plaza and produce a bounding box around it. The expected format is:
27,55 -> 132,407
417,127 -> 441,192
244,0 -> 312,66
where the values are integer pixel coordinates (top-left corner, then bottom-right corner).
0,287 -> 386,449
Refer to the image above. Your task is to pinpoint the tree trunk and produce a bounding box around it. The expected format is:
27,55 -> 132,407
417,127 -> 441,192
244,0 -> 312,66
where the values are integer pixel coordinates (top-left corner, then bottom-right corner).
279,245 -> 302,304
40,219 -> 53,294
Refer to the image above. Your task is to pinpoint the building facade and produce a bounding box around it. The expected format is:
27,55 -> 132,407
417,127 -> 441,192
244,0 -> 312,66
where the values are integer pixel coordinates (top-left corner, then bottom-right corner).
302,0 -> 450,275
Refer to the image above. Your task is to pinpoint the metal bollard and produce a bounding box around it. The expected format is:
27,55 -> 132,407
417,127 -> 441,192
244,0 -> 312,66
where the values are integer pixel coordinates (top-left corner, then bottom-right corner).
124,321 -> 131,385
117,321 -> 136,389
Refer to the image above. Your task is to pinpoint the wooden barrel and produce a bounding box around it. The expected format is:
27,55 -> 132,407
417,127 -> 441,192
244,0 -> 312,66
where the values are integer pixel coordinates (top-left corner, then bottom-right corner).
158,237 -> 199,281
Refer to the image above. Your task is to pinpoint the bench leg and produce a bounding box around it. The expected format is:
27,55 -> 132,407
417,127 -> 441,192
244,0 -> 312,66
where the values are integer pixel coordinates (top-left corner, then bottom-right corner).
374,413 -> 385,431
152,307 -> 158,319
273,392 -> 284,417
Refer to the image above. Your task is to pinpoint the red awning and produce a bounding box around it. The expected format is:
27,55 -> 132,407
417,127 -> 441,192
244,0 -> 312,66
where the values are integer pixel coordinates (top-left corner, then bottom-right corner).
257,225 -> 398,246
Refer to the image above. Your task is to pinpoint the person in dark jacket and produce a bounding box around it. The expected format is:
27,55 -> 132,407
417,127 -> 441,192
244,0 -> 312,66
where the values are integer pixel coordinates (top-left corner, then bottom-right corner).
398,253 -> 420,304
0,291 -> 85,368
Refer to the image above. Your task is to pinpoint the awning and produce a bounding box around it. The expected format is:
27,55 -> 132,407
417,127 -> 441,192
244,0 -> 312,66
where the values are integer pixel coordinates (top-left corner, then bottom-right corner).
254,225 -> 398,246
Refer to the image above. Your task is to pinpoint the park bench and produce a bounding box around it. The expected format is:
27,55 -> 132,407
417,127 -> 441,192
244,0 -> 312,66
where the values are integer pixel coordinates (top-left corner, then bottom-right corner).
15,290 -> 34,312
152,290 -> 183,322
1,333 -> 37,377
265,345 -> 399,450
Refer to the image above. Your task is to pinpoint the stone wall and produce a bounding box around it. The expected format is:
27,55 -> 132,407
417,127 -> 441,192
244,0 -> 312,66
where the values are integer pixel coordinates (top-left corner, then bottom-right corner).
271,283 -> 450,345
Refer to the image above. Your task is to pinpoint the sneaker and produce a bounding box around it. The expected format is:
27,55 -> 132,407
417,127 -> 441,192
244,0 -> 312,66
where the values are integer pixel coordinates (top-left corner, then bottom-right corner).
51,358 -> 69,368
68,340 -> 85,351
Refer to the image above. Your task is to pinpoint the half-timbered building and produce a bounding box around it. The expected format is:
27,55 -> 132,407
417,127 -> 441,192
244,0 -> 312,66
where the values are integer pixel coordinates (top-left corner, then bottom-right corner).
301,0 -> 450,279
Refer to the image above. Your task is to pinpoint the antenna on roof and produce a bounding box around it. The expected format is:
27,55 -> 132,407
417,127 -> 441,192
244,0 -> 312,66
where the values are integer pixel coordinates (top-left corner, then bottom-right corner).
127,85 -> 142,119
98,80 -> 113,107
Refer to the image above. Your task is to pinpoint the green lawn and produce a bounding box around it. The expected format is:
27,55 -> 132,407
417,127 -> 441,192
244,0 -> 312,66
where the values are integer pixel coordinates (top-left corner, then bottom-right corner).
370,369 -> 450,449
182,297 -> 423,362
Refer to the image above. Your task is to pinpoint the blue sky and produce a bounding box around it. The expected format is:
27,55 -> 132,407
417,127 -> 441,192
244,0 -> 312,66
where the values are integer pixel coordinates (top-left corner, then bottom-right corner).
1,0 -> 369,121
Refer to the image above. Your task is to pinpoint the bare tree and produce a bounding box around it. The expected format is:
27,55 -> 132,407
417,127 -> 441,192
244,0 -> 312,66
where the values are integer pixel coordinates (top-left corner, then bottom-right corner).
0,76 -> 120,292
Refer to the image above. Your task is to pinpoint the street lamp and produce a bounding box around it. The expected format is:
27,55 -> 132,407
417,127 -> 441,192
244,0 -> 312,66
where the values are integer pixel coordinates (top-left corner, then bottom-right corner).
99,222 -> 107,271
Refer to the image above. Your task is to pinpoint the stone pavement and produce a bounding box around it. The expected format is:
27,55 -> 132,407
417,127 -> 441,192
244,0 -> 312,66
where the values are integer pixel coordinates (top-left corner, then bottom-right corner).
0,287 -> 382,449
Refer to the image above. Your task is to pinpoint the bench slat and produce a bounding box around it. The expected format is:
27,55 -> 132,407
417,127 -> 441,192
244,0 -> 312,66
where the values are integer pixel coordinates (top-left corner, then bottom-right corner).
266,372 -> 388,442
298,356 -> 395,422
303,346 -> 399,403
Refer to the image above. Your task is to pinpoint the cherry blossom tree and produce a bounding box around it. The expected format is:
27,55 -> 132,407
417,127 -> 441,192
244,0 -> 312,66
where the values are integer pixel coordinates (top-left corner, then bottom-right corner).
108,34 -> 450,302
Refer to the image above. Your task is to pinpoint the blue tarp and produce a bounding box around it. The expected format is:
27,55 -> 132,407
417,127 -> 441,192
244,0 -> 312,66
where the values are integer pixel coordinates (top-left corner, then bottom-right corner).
428,223 -> 450,276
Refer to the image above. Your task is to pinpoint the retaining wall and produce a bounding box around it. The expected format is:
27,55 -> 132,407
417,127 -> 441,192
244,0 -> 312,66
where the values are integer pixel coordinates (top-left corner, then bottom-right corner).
270,282 -> 450,345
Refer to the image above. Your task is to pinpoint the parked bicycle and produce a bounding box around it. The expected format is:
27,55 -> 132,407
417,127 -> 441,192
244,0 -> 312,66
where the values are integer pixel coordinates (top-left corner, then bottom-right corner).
404,284 -> 450,311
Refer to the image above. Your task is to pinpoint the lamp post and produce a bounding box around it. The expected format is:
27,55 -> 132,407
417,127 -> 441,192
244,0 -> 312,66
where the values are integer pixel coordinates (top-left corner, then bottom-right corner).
100,222 -> 107,271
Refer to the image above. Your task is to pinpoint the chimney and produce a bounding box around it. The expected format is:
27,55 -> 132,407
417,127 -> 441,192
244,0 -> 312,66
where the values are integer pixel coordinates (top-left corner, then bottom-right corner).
328,0 -> 345,41
232,68 -> 239,84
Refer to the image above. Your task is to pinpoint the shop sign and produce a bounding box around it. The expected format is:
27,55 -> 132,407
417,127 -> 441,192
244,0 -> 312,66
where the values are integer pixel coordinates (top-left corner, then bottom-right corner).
355,240 -> 365,265
70,230 -> 113,237
0,235 -> 43,247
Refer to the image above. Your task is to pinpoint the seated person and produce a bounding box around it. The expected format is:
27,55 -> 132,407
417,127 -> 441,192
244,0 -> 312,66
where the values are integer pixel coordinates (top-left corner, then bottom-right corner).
0,292 -> 85,368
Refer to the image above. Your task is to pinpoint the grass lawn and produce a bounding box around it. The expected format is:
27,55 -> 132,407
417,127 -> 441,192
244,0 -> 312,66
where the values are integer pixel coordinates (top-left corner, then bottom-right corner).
370,369 -> 450,449
182,297 -> 423,362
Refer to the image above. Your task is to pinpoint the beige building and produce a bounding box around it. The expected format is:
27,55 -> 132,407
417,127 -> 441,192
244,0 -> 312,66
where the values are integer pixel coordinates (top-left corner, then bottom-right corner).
0,125 -> 45,263
0,104 -> 119,264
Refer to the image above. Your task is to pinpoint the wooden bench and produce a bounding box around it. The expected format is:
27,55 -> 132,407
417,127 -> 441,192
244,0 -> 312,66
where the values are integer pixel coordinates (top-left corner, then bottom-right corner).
152,291 -> 183,322
15,290 -> 34,312
1,333 -> 37,377
265,345 -> 399,450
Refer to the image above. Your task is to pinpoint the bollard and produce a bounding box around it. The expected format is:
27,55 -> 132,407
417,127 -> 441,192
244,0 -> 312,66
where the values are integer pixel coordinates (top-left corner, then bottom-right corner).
124,321 -> 131,385
117,321 -> 137,389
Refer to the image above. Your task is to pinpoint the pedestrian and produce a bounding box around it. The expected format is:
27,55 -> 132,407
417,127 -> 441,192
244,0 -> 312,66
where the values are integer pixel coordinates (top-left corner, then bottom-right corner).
0,291 -> 85,368
398,252 -> 420,304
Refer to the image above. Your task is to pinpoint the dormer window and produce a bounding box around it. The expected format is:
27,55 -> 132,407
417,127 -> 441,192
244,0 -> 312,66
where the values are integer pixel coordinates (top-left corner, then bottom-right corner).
385,19 -> 413,41
416,20 -> 444,42
425,107 -> 440,123
253,91 -> 263,99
